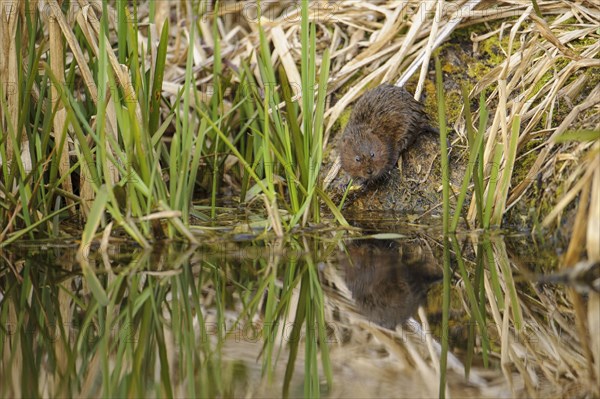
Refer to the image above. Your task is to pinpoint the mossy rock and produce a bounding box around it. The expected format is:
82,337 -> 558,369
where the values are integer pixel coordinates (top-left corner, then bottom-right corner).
326,132 -> 466,216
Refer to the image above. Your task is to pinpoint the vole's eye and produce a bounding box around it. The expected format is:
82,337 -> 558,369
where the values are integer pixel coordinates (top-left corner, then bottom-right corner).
370,151 -> 375,158
355,156 -> 360,162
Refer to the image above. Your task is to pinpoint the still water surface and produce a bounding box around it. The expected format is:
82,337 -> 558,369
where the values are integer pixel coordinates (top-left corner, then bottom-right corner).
1,222 -> 586,398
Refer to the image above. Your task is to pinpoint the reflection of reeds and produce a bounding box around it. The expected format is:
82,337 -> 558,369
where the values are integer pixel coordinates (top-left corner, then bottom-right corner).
0,232 -> 597,397
326,233 -> 598,397
1,236 -> 344,397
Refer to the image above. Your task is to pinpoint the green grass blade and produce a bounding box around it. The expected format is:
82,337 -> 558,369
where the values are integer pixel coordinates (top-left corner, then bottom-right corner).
552,129 -> 600,143
435,54 -> 450,235
491,116 -> 520,225
472,92 -> 488,226
149,19 -> 169,135
439,236 -> 451,398
78,186 -> 109,306
451,85 -> 486,231
483,145 -> 503,229
451,237 -> 490,366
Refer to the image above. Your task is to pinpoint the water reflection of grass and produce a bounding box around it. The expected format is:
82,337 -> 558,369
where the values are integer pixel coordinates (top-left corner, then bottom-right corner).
1,233 -> 596,397
0,239 -> 333,397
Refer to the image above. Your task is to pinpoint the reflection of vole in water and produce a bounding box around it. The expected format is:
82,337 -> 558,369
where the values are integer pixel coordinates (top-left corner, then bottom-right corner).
340,239 -> 441,329
340,84 -> 436,181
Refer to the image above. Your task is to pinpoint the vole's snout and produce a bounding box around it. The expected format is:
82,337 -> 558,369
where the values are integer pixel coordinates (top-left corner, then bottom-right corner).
366,168 -> 373,176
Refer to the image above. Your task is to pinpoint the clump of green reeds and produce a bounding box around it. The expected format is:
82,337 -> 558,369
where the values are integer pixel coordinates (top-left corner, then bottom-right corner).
1,2 -> 194,246
229,1 -> 347,231
0,0 -> 347,247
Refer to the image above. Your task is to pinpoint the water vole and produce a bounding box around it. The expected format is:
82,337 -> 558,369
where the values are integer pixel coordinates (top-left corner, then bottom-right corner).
340,84 -> 436,181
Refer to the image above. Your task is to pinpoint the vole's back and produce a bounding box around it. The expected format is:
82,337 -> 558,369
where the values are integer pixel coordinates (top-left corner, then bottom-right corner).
349,84 -> 434,153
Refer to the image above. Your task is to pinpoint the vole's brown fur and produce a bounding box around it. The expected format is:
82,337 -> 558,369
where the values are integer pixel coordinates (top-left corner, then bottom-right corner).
340,84 -> 436,181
